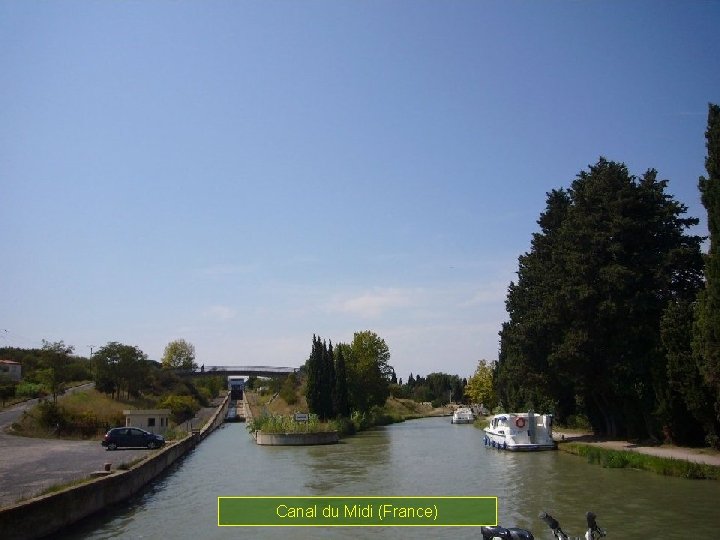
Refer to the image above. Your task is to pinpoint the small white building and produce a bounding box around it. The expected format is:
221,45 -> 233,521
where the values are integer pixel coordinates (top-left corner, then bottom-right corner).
0,360 -> 22,381
123,409 -> 171,434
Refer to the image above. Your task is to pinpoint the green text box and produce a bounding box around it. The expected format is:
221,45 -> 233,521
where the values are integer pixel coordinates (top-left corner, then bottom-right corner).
218,496 -> 497,527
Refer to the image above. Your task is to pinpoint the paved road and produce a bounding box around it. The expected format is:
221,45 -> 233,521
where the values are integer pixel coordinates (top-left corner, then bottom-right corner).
0,386 -> 151,508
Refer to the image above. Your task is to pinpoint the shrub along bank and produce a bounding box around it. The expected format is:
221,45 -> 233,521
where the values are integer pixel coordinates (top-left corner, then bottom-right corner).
561,442 -> 720,480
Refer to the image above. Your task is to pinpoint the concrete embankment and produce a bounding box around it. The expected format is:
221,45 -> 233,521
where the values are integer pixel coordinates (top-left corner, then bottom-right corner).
0,394 -> 230,540
254,430 -> 339,445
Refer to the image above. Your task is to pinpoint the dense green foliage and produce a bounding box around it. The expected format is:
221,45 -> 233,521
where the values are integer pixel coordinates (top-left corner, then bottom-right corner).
334,346 -> 350,417
37,340 -> 75,403
161,339 -> 197,370
158,394 -> 201,424
0,344 -> 92,403
305,331 -> 393,419
93,342 -> 151,399
88,341 -> 215,426
305,335 -> 336,419
0,374 -> 17,406
464,360 -> 497,409
279,372 -> 299,405
693,103 -> 720,447
392,372 -> 465,407
497,157 -> 704,440
1,344 -> 72,406
345,331 -> 392,412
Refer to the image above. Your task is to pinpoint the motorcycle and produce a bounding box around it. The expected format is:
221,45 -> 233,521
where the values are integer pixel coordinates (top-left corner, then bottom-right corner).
480,511 -> 606,540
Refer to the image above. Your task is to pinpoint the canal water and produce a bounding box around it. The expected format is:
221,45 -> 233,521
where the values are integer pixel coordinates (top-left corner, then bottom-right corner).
58,417 -> 719,539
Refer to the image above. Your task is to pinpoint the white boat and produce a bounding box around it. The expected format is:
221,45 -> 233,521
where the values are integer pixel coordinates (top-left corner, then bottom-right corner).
451,407 -> 475,424
483,411 -> 556,451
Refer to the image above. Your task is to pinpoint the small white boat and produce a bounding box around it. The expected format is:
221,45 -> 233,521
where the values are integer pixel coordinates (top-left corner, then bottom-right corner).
483,411 -> 556,451
451,407 -> 475,424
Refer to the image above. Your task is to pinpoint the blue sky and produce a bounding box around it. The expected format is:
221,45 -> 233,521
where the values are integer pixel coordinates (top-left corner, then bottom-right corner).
1,1 -> 719,380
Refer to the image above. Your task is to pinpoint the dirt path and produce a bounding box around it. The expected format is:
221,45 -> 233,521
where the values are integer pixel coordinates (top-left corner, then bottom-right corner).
554,431 -> 720,467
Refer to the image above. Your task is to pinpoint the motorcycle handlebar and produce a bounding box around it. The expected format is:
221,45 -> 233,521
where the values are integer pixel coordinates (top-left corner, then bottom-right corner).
540,511 -> 604,538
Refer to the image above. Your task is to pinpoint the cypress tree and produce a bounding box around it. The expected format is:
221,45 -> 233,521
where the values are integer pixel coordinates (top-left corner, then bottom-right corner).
498,158 -> 703,439
305,335 -> 323,416
323,340 -> 336,419
694,104 -> 720,442
334,345 -> 350,417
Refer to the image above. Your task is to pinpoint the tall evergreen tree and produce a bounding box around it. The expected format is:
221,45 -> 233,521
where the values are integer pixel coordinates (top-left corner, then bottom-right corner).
498,158 -> 703,439
321,340 -> 336,419
334,345 -> 350,417
661,300 -> 715,445
305,335 -> 323,416
693,103 -> 720,442
497,189 -> 574,417
304,336 -> 338,420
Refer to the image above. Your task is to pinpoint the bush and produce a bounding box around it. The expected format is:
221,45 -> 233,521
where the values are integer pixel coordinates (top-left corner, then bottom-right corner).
279,374 -> 298,405
158,395 -> 200,424
330,416 -> 356,435
36,401 -> 117,437
350,410 -> 371,431
16,381 -> 45,399
37,401 -> 64,429
194,375 -> 224,399
563,414 -> 591,430
0,377 -> 17,405
248,413 -> 330,434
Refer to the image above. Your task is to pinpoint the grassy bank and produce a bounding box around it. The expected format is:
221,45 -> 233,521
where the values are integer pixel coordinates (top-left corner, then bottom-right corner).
561,442 -> 720,480
10,390 -> 134,438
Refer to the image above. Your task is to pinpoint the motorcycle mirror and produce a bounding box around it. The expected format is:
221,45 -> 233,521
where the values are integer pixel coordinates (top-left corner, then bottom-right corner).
586,511 -> 598,529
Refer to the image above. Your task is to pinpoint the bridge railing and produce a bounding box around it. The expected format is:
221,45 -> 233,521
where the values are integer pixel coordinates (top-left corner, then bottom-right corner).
172,366 -> 298,376
204,366 -> 297,372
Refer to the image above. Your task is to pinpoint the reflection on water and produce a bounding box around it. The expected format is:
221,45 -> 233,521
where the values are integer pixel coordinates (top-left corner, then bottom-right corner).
57,418 -> 720,540
304,430 -> 392,493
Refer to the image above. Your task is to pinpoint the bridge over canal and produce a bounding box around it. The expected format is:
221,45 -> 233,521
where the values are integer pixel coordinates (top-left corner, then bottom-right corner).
176,365 -> 298,378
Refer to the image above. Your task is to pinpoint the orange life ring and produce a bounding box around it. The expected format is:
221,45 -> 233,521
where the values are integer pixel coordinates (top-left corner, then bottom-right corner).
515,417 -> 526,428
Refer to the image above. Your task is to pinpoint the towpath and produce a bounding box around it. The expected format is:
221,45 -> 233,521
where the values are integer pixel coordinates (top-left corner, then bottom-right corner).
554,431 -> 720,467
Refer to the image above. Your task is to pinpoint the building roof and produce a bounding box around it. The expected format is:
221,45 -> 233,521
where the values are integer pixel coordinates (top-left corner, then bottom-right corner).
122,409 -> 171,415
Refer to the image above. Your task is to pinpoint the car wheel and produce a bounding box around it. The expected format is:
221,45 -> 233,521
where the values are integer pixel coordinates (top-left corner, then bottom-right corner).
147,441 -> 158,449
107,442 -> 118,451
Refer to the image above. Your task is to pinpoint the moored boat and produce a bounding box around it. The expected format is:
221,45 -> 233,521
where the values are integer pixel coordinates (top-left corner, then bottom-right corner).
483,411 -> 556,451
451,407 -> 475,424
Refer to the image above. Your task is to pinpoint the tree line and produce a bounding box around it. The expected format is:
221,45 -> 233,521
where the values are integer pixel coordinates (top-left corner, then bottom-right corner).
304,330 -> 392,420
495,103 -> 720,447
390,372 -> 466,407
1,338 -> 221,425
0,341 -> 92,405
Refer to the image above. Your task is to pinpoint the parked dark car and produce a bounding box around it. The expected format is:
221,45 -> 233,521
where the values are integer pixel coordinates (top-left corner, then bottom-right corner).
102,427 -> 165,450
